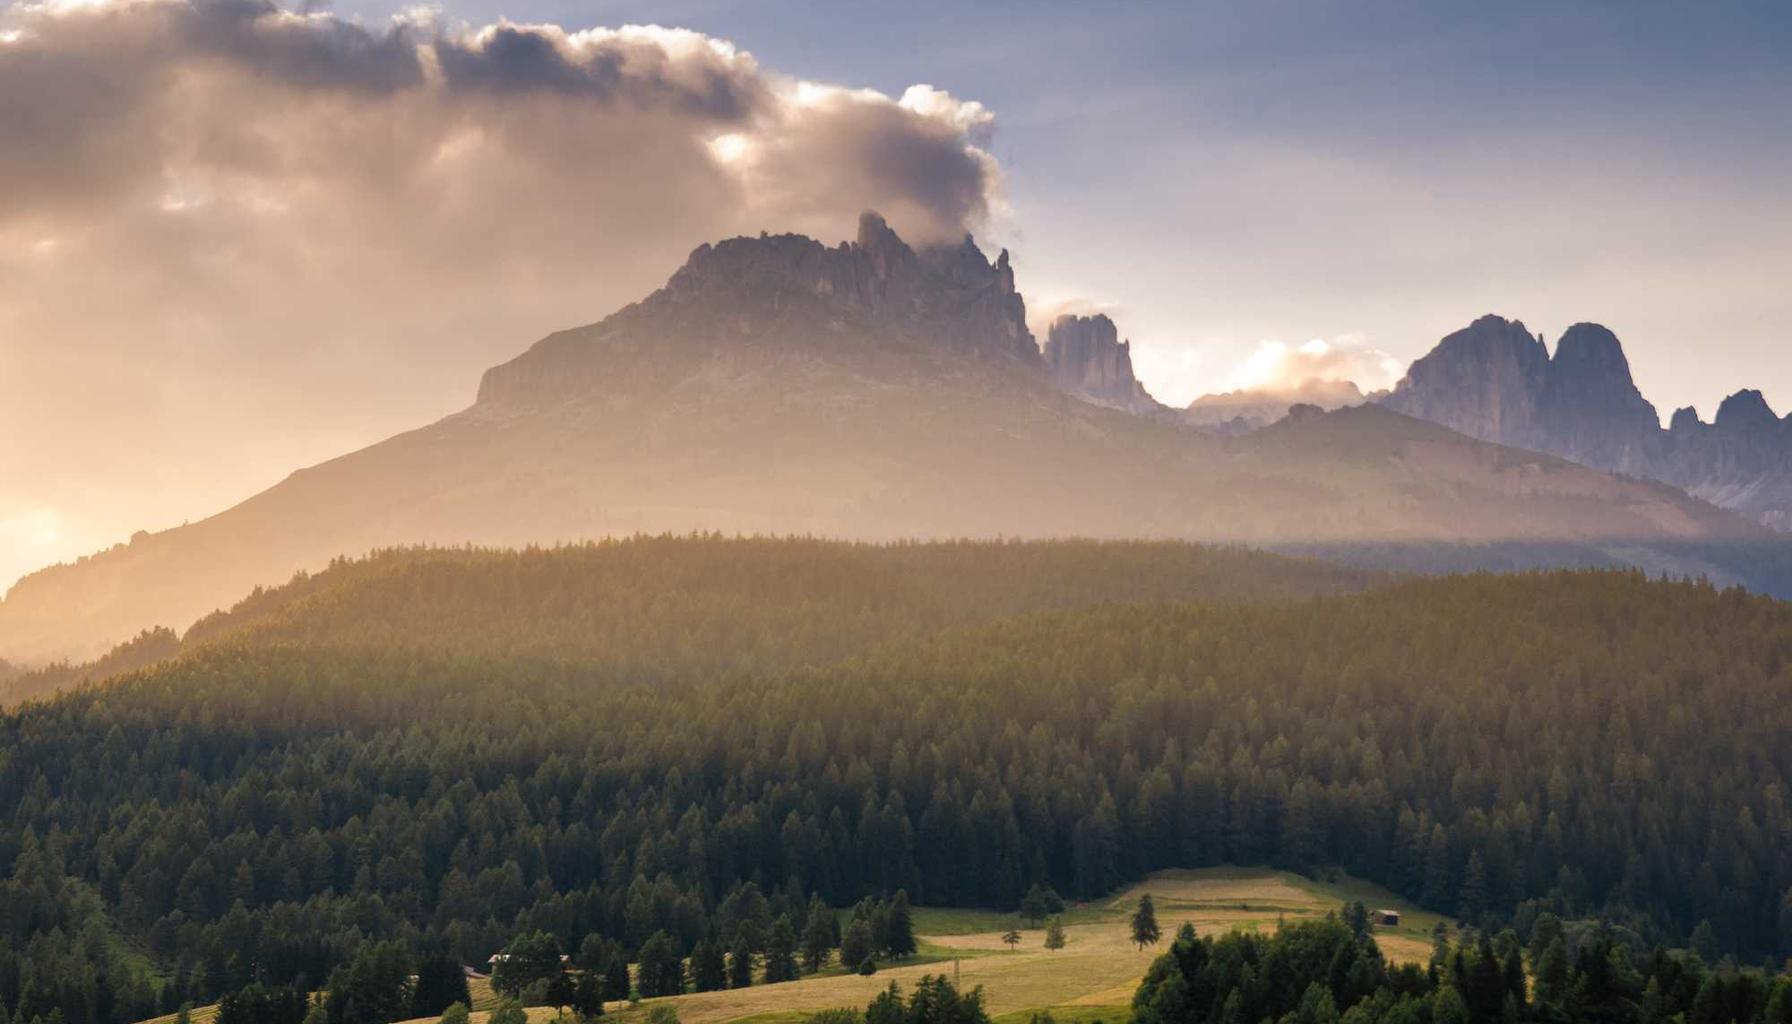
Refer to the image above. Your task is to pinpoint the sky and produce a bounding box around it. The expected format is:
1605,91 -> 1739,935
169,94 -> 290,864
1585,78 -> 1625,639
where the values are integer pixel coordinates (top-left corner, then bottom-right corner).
3,0 -> 1792,591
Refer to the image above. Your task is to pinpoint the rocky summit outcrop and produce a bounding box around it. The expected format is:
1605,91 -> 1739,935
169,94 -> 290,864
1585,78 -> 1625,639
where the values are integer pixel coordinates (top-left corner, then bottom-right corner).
1041,314 -> 1167,416
478,211 -> 1038,408
1380,315 -> 1553,447
1382,315 -> 1792,528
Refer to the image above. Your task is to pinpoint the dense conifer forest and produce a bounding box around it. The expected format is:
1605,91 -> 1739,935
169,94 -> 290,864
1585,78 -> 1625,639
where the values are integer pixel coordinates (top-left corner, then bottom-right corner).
0,538 -> 1788,1024
1130,909 -> 1792,1024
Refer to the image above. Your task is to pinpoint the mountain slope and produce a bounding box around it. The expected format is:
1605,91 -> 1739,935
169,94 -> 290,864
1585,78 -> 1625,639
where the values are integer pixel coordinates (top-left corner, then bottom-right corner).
0,219 -> 1780,662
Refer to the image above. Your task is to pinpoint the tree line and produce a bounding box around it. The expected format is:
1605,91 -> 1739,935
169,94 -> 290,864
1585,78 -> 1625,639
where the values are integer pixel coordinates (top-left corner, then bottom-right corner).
1132,904 -> 1792,1024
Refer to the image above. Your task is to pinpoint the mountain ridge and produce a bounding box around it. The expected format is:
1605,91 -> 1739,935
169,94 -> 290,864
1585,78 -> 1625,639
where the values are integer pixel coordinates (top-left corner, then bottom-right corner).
1,221 -> 1781,663
1380,314 -> 1792,528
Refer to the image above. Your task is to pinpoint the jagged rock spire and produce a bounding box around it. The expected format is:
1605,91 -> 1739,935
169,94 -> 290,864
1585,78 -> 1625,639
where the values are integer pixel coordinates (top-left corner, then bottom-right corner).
1042,314 -> 1165,416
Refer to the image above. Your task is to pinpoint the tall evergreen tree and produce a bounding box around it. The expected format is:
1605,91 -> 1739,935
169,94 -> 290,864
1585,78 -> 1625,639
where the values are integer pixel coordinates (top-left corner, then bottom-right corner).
636,932 -> 683,998
763,917 -> 800,984
727,931 -> 756,990
841,920 -> 873,971
887,890 -> 918,959
688,937 -> 727,993
802,895 -> 836,972
411,953 -> 472,1019
1131,894 -> 1162,950
603,950 -> 632,1003
572,972 -> 606,1021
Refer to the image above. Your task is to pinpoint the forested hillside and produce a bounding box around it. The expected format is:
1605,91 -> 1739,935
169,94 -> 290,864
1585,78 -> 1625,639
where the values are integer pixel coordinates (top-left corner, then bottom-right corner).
0,537 -> 1368,706
1,539 -> 1789,1024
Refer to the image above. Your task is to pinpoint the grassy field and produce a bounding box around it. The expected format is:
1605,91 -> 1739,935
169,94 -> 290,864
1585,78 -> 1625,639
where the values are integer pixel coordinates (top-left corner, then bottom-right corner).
144,867 -> 1447,1024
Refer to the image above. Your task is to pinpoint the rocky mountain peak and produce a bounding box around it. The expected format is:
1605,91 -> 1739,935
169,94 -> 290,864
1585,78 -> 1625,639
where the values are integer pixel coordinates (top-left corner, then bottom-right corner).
1552,323 -> 1635,383
1381,314 -> 1550,445
1669,406 -> 1704,434
478,211 -> 1038,407
1041,313 -> 1165,416
1714,389 -> 1779,432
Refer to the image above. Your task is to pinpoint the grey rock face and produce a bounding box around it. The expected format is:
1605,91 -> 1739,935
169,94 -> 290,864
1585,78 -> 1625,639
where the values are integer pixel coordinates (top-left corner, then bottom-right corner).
479,211 -> 1038,407
1382,316 -> 1792,529
1381,314 -> 1552,447
1041,314 -> 1166,416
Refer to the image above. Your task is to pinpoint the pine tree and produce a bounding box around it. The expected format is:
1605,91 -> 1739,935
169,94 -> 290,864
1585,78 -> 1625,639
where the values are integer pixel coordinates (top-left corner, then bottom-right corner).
841,919 -> 873,971
1533,937 -> 1570,1008
603,950 -> 632,1002
1422,825 -> 1452,909
887,890 -> 917,959
1459,851 -> 1488,923
572,971 -> 606,1020
802,896 -> 836,972
688,936 -> 726,992
1002,929 -> 1022,950
411,953 -> 472,1019
636,931 -> 683,998
728,930 -> 755,989
866,982 -> 905,1024
1044,917 -> 1066,951
763,916 -> 800,984
1690,919 -> 1720,962
546,970 -> 576,1015
1131,893 -> 1162,950
492,931 -> 561,998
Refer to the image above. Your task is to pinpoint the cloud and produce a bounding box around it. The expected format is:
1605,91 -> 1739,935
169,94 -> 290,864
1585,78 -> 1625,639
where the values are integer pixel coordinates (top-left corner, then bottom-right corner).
0,0 -> 1003,586
1224,336 -> 1405,394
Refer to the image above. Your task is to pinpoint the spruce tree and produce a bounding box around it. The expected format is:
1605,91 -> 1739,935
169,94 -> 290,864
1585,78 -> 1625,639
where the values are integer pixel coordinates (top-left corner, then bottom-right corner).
802,895 -> 836,972
764,916 -> 801,984
411,953 -> 472,1019
1045,917 -> 1066,951
887,890 -> 918,959
1459,851 -> 1488,923
688,936 -> 726,992
1131,893 -> 1162,950
841,919 -> 873,970
636,931 -> 682,998
728,930 -> 755,989
603,950 -> 632,1002
572,972 -> 606,1020
546,970 -> 577,1015
492,931 -> 561,998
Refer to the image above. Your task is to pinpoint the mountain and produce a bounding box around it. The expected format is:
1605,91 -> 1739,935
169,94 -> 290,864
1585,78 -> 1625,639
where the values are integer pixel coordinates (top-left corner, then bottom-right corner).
1381,314 -> 1792,528
1040,313 -> 1169,416
1183,378 -> 1370,434
0,219 -> 1781,663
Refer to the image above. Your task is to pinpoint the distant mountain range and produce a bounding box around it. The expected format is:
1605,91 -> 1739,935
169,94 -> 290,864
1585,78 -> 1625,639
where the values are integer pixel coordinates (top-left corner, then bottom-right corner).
1184,379 -> 1375,434
1,215 -> 1784,663
1380,314 -> 1792,530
